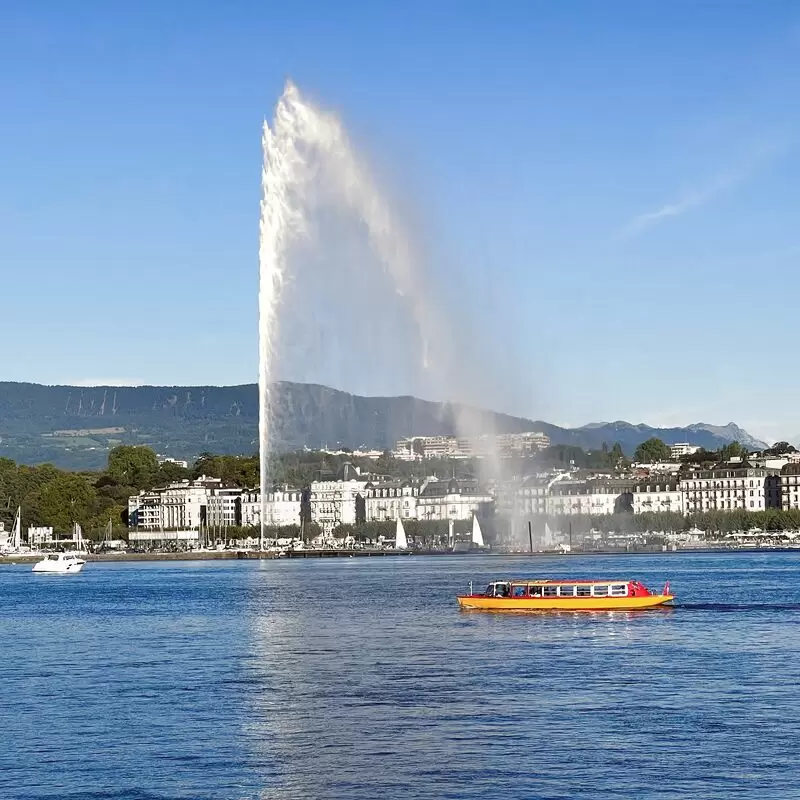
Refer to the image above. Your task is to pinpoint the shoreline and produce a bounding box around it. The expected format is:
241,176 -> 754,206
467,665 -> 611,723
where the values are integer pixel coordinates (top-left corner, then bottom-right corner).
2,545 -> 799,566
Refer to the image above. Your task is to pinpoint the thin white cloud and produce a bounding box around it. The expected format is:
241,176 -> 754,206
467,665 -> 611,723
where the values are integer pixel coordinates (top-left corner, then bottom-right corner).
618,138 -> 790,239
620,171 -> 745,239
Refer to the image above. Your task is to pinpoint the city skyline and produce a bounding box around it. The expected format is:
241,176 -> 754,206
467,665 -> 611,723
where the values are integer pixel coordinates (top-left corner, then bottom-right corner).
3,2 -> 800,442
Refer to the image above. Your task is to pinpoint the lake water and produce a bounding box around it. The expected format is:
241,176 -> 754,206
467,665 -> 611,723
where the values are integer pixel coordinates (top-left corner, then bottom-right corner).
1,551 -> 799,799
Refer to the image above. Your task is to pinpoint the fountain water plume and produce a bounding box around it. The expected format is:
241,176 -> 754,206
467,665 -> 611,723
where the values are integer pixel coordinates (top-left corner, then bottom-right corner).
258,82 -> 445,546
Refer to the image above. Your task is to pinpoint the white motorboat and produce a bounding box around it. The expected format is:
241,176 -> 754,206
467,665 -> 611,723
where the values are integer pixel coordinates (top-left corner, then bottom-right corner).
32,553 -> 86,574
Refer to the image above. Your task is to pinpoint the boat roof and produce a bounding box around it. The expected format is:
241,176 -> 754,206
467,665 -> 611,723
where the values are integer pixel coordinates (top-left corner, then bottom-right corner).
495,578 -> 636,585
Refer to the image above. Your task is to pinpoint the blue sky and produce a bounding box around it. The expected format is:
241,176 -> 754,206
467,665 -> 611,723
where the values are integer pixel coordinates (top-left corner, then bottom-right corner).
2,1 -> 800,442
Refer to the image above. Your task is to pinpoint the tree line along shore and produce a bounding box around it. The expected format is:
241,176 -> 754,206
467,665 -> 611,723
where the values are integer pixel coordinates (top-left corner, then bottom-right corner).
4,441 -> 800,544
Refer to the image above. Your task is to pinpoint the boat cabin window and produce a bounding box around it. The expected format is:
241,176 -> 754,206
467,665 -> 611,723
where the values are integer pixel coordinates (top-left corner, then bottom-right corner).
576,585 -> 592,597
592,585 -> 610,597
543,586 -> 558,597
610,584 -> 628,597
558,585 -> 576,597
512,585 -> 527,597
528,585 -> 543,597
485,582 -> 510,597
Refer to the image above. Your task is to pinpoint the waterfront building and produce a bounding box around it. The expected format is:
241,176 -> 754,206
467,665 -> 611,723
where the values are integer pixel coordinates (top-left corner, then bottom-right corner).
515,474 -> 556,516
127,476 -> 222,530
363,480 -> 419,521
206,487 -> 243,529
778,463 -> 800,510
415,477 -> 494,521
546,479 -> 634,517
240,488 -> 303,528
679,460 -> 771,512
310,477 -> 369,533
632,482 -> 683,515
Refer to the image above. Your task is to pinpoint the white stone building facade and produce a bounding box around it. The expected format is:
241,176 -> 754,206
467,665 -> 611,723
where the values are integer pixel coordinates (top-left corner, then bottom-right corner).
670,443 -> 700,459
777,464 -> 800,510
159,481 -> 215,530
128,476 -> 222,531
416,478 -> 494,521
546,480 -> 633,517
240,489 -> 303,528
364,481 -> 418,521
310,478 -> 369,532
632,482 -> 683,515
679,463 -> 770,512
206,487 -> 243,528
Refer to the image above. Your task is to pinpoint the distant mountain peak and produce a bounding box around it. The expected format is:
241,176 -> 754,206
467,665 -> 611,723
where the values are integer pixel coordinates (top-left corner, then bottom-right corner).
685,422 -> 767,450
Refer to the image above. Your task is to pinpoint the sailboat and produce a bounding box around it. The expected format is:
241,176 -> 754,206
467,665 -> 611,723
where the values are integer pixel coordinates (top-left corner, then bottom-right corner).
394,516 -> 408,550
2,506 -> 38,557
453,514 -> 488,553
471,514 -> 485,548
72,522 -> 90,555
10,506 -> 22,552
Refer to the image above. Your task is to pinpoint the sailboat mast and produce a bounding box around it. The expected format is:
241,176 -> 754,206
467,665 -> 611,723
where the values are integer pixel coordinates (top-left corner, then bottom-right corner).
13,506 -> 21,551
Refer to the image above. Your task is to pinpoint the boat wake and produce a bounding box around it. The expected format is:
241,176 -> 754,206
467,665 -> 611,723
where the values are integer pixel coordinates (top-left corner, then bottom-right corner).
675,602 -> 800,612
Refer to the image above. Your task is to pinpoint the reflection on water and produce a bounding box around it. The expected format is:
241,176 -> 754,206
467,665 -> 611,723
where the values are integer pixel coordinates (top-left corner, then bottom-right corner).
240,552 -> 800,799
1,552 -> 799,799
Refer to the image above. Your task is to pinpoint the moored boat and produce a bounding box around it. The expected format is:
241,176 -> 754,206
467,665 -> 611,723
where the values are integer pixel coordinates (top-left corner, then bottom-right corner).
32,553 -> 86,574
457,578 -> 673,611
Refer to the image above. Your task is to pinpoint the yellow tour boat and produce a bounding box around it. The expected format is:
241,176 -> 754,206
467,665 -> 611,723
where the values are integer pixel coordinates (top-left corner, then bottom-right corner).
457,578 -> 674,611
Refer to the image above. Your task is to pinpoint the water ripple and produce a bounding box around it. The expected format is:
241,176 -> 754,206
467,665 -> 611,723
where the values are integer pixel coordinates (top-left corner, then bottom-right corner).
1,552 -> 799,799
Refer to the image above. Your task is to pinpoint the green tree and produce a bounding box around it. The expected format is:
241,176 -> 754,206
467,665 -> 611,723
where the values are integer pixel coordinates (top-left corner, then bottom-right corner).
158,460 -> 190,483
633,437 -> 671,463
375,449 -> 395,473
29,472 -> 98,532
767,441 -> 796,456
721,441 -> 746,460
610,442 -> 628,468
108,446 -> 159,488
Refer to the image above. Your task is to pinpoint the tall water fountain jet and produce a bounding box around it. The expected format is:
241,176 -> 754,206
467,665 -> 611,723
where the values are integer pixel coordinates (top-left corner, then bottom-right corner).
258,82 -> 447,547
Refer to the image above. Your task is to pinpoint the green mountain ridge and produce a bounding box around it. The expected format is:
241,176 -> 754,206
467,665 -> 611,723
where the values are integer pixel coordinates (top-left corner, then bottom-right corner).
0,381 -> 769,470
